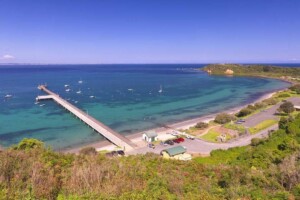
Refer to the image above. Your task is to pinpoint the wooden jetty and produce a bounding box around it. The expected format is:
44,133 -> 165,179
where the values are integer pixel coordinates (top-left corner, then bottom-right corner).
36,85 -> 137,151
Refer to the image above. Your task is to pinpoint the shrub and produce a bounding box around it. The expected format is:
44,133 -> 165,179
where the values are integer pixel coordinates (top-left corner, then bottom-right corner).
251,138 -> 264,146
236,108 -> 253,117
278,93 -> 290,98
254,102 -> 266,109
247,105 -> 256,111
263,98 -> 278,105
13,138 -> 44,150
195,122 -> 209,129
289,84 -> 300,94
214,113 -> 236,124
278,101 -> 295,114
79,147 -> 97,155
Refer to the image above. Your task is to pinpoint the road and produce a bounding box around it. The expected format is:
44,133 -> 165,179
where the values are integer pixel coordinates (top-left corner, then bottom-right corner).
243,97 -> 300,127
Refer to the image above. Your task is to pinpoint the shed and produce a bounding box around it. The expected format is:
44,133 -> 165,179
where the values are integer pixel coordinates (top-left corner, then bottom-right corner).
142,131 -> 158,142
161,146 -> 192,161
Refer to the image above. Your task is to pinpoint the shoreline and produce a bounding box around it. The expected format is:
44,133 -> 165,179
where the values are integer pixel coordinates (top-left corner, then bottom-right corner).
63,86 -> 287,154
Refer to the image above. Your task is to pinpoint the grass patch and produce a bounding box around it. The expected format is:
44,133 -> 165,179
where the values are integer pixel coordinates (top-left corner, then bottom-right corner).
224,123 -> 246,133
200,129 -> 220,142
249,119 -> 278,134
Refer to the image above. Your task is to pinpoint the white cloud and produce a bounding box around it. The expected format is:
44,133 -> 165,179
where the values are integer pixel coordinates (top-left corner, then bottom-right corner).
1,54 -> 15,60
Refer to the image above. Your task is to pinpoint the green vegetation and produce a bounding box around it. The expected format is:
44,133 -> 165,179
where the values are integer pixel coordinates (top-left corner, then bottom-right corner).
214,113 -> 236,124
195,122 -> 209,129
249,119 -> 278,134
278,101 -> 295,114
290,84 -> 300,94
1,115 -> 300,199
200,129 -> 220,142
224,123 -> 246,135
202,64 -> 300,79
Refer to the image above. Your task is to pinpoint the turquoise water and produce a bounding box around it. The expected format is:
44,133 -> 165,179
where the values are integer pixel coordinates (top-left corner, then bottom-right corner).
0,64 -> 290,149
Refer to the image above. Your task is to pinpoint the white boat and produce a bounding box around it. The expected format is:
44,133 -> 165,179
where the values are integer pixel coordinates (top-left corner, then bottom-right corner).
64,84 -> 69,87
34,101 -> 39,105
89,95 -> 95,98
76,90 -> 82,94
4,94 -> 12,98
65,88 -> 71,92
40,104 -> 45,107
128,88 -> 133,91
78,80 -> 83,84
74,101 -> 78,104
158,85 -> 163,93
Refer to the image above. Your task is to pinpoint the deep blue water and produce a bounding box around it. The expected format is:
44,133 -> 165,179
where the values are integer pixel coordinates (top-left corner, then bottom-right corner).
0,64 -> 293,149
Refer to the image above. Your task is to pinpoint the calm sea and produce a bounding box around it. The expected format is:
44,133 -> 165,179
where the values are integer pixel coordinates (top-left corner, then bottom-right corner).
0,64 -> 293,149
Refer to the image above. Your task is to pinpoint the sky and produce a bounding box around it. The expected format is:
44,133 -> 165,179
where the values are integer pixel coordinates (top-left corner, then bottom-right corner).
0,0 -> 299,64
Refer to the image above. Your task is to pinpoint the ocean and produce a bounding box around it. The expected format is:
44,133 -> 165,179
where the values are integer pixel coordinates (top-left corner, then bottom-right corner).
0,64 -> 292,149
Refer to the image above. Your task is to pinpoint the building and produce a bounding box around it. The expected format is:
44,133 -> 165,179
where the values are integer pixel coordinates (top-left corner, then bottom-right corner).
142,131 -> 158,143
161,146 -> 192,161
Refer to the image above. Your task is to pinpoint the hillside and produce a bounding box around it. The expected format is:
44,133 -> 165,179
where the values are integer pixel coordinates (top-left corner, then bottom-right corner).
1,114 -> 300,199
202,64 -> 300,80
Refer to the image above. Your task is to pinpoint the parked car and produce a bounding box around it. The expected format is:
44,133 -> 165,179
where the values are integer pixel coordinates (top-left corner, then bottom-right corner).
165,140 -> 174,145
148,143 -> 155,149
173,137 -> 184,143
117,150 -> 125,156
186,135 -> 195,140
171,131 -> 179,136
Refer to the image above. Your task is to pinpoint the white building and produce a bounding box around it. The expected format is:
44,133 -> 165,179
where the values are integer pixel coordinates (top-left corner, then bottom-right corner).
142,131 -> 158,143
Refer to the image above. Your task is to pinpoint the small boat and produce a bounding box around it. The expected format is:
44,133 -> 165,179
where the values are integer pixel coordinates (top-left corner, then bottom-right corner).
74,101 -> 78,104
40,104 -> 45,107
89,95 -> 95,98
128,88 -> 133,91
158,85 -> 163,93
78,80 -> 83,84
4,94 -> 12,98
65,88 -> 71,92
76,90 -> 82,94
64,84 -> 69,87
34,101 -> 39,105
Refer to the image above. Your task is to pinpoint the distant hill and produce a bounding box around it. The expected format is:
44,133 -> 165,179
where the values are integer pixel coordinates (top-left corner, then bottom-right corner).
202,64 -> 300,81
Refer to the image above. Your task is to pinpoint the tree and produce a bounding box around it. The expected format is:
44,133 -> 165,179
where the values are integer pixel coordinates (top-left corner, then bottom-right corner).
278,101 -> 295,114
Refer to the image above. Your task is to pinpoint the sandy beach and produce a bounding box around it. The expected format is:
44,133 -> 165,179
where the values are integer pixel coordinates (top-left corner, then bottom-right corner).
63,88 -> 284,154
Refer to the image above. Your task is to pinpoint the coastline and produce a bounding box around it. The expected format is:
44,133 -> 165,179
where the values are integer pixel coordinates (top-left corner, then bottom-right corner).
63,86 -> 287,154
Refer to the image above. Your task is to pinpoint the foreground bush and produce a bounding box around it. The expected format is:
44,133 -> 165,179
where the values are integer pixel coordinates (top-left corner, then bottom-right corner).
1,114 -> 300,199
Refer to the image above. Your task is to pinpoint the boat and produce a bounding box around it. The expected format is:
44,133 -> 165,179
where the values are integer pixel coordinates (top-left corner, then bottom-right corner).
40,104 -> 45,107
128,88 -> 133,91
74,101 -> 78,104
4,94 -> 12,98
34,101 -> 39,105
64,84 -> 69,87
65,88 -> 70,92
158,85 -> 163,93
89,95 -> 95,98
76,90 -> 82,94
78,79 -> 83,84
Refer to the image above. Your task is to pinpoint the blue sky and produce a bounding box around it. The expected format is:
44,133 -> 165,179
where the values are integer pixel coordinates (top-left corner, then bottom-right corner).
0,0 -> 299,64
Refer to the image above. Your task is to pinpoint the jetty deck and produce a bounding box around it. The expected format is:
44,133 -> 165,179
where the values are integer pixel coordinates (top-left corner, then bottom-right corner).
37,85 -> 137,151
